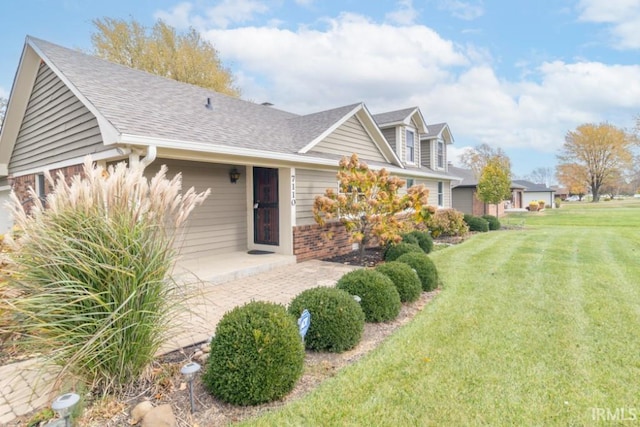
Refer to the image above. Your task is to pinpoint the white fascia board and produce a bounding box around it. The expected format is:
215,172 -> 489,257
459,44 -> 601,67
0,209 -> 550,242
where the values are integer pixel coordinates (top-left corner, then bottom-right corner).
120,133 -> 349,168
353,113 -> 402,167
9,148 -> 129,178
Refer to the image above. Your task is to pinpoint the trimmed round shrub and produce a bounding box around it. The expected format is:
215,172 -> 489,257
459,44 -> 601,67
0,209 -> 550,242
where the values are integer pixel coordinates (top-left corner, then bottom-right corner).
404,230 -> 433,253
384,242 -> 423,262
336,269 -> 401,322
396,252 -> 439,292
203,301 -> 304,406
482,215 -> 501,231
464,215 -> 489,232
288,287 -> 365,353
399,233 -> 420,247
375,261 -> 422,303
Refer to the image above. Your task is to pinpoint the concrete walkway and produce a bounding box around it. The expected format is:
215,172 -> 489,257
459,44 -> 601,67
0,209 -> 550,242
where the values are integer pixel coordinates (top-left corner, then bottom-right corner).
0,258 -> 358,425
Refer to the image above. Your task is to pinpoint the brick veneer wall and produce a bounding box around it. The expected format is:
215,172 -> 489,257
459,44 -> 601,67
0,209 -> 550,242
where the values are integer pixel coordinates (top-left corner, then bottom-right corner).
10,164 -> 84,213
293,222 -> 356,262
471,191 -> 505,217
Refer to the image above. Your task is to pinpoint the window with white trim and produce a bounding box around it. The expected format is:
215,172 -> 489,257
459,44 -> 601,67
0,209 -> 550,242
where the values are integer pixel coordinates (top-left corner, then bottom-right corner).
437,140 -> 444,168
406,129 -> 415,163
406,178 -> 414,189
437,181 -> 444,207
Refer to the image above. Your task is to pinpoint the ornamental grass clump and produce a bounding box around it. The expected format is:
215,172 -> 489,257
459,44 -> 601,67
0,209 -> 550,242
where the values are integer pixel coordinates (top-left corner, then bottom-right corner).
0,157 -> 209,394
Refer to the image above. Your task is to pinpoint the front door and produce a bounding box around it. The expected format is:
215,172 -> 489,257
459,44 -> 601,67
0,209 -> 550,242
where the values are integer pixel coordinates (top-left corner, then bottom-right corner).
253,167 -> 279,245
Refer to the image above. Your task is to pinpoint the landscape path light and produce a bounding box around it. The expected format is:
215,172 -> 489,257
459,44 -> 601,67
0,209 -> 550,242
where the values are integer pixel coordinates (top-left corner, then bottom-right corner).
49,392 -> 80,427
181,361 -> 201,413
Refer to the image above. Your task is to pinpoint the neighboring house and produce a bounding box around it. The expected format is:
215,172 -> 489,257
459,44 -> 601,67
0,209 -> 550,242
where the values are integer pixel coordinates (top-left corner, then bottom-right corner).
0,36 -> 459,262
449,165 -> 525,217
513,180 -> 556,208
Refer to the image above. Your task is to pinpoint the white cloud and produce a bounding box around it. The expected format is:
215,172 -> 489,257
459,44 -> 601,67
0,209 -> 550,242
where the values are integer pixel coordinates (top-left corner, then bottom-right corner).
385,0 -> 419,25
154,2 -> 194,28
438,0 -> 484,21
154,3 -> 640,173
578,0 -> 640,49
203,12 -> 468,111
294,0 -> 314,6
156,0 -> 270,30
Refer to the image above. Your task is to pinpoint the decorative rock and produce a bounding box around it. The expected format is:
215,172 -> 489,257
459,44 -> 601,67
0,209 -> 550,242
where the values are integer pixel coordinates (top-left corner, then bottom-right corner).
142,404 -> 176,427
131,400 -> 154,424
193,350 -> 204,360
200,343 -> 210,353
200,353 -> 210,364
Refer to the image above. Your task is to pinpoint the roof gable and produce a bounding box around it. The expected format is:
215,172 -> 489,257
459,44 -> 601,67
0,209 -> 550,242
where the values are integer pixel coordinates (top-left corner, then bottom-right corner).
423,123 -> 454,144
373,107 -> 428,134
298,103 -> 402,166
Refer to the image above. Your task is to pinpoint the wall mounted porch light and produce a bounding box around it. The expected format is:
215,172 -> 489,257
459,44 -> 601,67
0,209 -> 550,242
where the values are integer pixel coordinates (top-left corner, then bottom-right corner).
229,168 -> 241,184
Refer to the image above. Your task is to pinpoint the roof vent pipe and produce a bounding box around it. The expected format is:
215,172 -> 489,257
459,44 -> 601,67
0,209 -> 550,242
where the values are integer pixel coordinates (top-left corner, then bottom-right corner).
205,97 -> 213,110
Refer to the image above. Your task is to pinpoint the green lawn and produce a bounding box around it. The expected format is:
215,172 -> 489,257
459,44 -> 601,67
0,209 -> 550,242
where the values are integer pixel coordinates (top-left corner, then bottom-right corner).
241,200 -> 640,426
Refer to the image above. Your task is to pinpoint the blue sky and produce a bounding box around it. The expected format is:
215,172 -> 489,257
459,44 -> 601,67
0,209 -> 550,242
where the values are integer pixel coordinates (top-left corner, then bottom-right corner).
1,0 -> 639,179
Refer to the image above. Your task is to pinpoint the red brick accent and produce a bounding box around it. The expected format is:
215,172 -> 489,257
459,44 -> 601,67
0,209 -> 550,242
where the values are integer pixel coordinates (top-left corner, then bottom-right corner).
471,190 -> 505,217
293,222 -> 357,262
10,164 -> 84,213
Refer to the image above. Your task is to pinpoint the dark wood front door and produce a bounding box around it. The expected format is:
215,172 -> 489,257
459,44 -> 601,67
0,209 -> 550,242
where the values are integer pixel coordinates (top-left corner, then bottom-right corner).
253,167 -> 279,245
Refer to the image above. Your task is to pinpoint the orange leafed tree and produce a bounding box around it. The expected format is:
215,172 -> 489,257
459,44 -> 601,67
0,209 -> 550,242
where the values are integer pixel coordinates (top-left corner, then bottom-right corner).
557,123 -> 635,202
313,154 -> 433,260
556,163 -> 589,199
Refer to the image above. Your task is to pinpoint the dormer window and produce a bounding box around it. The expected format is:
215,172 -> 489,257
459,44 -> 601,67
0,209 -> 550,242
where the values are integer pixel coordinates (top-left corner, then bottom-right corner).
406,129 -> 415,163
437,140 -> 444,168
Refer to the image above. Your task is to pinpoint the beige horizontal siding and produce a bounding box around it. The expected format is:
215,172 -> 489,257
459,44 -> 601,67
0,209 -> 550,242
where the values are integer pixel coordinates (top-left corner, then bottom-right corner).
295,168 -> 338,226
9,63 -> 107,173
382,128 -> 396,153
452,187 -> 474,214
314,116 -> 386,162
146,159 -> 248,257
421,140 -> 432,169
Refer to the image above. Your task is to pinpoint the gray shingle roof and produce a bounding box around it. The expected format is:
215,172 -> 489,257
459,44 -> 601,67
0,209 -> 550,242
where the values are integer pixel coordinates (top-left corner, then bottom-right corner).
512,180 -> 554,192
29,37 -> 360,155
372,107 -> 418,126
426,123 -> 446,136
448,166 -> 478,186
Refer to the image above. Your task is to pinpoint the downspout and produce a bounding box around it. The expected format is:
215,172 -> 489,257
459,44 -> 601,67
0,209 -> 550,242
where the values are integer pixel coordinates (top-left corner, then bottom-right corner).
139,145 -> 157,169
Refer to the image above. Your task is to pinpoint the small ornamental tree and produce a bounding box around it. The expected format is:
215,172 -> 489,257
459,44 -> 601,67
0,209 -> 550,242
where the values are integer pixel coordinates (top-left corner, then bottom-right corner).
477,156 -> 512,218
313,154 -> 433,260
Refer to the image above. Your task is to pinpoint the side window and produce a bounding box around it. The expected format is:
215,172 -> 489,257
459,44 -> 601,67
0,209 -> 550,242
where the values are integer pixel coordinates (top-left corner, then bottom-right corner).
36,173 -> 46,202
406,129 -> 415,163
406,178 -> 414,188
437,141 -> 444,168
438,181 -> 444,207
